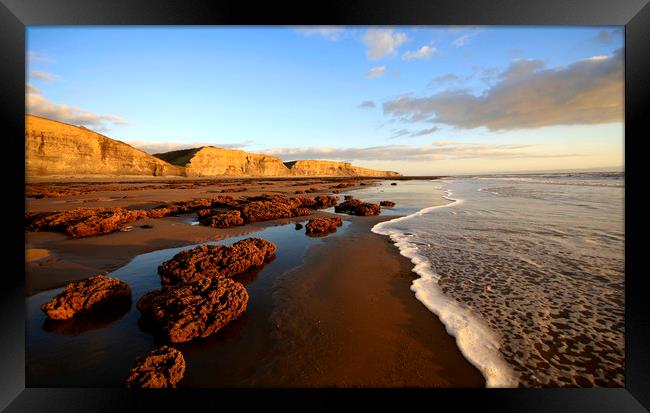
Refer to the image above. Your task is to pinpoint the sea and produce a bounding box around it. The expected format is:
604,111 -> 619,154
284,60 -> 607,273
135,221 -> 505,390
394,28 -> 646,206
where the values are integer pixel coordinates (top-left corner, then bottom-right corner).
367,172 -> 625,387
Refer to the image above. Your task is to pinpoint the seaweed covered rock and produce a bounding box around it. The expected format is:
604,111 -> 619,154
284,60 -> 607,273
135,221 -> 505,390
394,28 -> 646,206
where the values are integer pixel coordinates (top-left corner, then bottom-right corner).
136,277 -> 248,343
126,346 -> 186,388
334,198 -> 381,216
158,238 -> 277,285
380,201 -> 396,207
41,275 -> 132,320
27,207 -> 148,237
206,210 -> 245,228
305,217 -> 343,236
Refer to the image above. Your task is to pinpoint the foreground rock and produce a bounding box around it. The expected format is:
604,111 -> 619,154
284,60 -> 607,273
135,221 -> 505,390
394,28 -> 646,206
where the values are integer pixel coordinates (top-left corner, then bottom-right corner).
158,238 -> 277,285
41,275 -> 132,320
204,210 -> 245,228
126,346 -> 186,388
380,200 -> 396,207
334,198 -> 381,216
137,277 -> 248,343
305,217 -> 343,236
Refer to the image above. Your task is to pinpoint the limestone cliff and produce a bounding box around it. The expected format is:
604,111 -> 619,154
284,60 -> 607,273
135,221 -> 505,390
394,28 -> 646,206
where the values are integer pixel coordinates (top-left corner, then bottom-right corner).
26,115 -> 181,177
284,160 -> 400,177
155,146 -> 291,177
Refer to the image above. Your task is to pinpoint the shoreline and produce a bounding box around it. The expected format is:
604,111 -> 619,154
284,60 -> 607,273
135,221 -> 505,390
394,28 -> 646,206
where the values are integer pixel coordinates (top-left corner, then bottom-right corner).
26,177 -> 485,387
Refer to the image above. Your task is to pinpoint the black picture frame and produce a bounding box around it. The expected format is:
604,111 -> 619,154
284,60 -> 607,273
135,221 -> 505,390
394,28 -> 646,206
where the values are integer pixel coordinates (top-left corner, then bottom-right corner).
1,0 -> 649,411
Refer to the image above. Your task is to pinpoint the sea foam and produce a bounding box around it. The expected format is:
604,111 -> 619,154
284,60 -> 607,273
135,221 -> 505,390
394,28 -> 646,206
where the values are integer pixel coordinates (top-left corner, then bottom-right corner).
372,186 -> 519,388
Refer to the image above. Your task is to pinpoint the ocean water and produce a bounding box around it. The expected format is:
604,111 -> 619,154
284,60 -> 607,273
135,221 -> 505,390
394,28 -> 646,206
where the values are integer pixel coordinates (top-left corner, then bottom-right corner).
373,172 -> 624,387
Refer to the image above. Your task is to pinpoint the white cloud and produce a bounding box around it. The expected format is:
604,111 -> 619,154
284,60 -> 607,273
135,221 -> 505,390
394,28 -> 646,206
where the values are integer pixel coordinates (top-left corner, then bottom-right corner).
402,45 -> 437,61
366,66 -> 386,78
26,86 -> 127,131
362,28 -> 409,60
30,69 -> 59,82
383,49 -> 623,131
294,26 -> 346,41
26,83 -> 40,94
262,142 -> 578,162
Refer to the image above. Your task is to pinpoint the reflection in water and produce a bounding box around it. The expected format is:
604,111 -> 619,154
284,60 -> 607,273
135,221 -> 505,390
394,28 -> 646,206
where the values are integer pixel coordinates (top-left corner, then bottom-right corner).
43,298 -> 132,336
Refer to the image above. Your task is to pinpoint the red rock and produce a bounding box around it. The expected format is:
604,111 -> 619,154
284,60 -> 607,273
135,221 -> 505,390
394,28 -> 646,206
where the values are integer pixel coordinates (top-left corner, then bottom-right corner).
207,210 -> 245,228
41,275 -> 132,320
136,277 -> 248,343
305,217 -> 343,236
290,207 -> 312,217
158,238 -> 277,285
126,345 -> 186,388
65,208 -> 149,237
294,190 -> 305,194
298,194 -> 339,209
344,195 -> 354,201
380,201 -> 396,207
334,198 -> 381,216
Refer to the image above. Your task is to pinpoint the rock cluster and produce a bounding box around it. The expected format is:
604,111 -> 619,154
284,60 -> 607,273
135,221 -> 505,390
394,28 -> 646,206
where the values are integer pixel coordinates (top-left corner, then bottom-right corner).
204,210 -> 245,228
334,198 -> 381,216
136,277 -> 249,343
157,238 -> 277,285
380,201 -> 396,207
41,275 -> 132,320
305,217 -> 343,236
126,346 -> 186,388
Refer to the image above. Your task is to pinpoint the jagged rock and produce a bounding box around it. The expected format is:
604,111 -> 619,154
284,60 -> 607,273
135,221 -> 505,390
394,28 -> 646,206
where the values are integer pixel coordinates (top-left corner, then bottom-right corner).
295,223 -> 303,230
344,195 -> 354,201
334,198 -> 381,216
290,208 -> 312,217
305,217 -> 342,236
207,210 -> 245,228
136,277 -> 248,343
126,346 -> 186,388
158,238 -> 277,285
28,207 -> 149,238
41,275 -> 132,320
380,201 -> 396,207
298,194 -> 339,209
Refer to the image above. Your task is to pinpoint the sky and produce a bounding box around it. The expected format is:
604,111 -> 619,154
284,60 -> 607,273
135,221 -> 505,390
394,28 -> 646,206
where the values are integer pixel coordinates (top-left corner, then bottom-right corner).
26,26 -> 624,175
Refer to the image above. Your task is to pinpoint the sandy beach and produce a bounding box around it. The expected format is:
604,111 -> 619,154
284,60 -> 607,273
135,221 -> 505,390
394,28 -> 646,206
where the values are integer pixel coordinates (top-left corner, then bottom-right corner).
25,177 -> 484,387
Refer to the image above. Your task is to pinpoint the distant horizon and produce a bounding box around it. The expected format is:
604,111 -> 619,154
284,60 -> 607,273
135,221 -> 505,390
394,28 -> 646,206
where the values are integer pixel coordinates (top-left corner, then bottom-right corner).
26,26 -> 624,175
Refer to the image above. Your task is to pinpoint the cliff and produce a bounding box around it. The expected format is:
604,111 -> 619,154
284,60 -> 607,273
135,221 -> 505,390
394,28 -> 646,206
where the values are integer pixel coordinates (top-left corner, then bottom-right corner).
155,146 -> 291,177
155,147 -> 400,177
25,115 -> 181,177
284,160 -> 400,177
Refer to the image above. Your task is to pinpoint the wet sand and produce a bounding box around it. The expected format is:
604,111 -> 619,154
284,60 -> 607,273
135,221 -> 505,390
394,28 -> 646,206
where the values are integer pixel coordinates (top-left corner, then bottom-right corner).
25,178 -> 484,387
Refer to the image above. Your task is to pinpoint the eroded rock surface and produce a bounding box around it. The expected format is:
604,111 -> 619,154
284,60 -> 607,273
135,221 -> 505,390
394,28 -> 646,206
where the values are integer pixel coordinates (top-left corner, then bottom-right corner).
305,217 -> 343,236
41,275 -> 132,320
158,238 -> 277,284
205,210 -> 245,228
334,198 -> 381,216
136,277 -> 248,343
126,346 -> 186,388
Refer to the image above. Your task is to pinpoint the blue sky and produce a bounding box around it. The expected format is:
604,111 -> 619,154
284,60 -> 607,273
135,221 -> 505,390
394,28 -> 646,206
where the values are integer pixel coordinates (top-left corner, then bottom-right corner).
26,26 -> 624,175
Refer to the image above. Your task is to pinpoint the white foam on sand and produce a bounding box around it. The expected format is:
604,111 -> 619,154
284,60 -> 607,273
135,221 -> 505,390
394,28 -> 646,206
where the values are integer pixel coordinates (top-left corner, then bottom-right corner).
372,185 -> 519,388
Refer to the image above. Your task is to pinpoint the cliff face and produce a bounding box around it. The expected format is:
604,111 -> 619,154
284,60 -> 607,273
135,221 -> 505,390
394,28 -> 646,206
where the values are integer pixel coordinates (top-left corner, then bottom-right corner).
26,115 -> 181,177
284,160 -> 400,177
164,146 -> 291,177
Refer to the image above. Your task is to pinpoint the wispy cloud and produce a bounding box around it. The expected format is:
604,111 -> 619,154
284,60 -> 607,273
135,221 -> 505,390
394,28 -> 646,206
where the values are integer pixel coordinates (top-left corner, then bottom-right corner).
358,100 -> 376,109
366,66 -> 386,78
262,142 -> 578,162
126,141 -> 254,154
452,34 -> 470,47
389,126 -> 440,139
383,49 -> 623,131
402,45 -> 437,61
294,26 -> 346,41
593,29 -> 623,44
30,69 -> 60,82
429,73 -> 459,86
362,28 -> 409,60
27,51 -> 55,64
26,83 -> 40,94
26,86 -> 127,132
